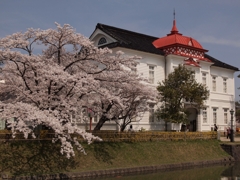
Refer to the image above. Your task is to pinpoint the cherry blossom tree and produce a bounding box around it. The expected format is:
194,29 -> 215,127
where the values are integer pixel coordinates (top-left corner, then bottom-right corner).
93,79 -> 157,132
0,23 -> 152,158
118,83 -> 157,132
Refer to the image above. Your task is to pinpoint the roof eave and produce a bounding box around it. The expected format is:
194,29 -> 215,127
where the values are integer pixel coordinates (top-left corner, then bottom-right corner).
155,43 -> 208,52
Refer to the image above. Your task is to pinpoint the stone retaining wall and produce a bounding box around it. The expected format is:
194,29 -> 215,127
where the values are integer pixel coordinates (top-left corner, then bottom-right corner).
221,144 -> 240,161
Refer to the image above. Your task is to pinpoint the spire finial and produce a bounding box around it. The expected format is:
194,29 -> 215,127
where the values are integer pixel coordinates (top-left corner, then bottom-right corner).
170,9 -> 179,35
174,9 -> 175,20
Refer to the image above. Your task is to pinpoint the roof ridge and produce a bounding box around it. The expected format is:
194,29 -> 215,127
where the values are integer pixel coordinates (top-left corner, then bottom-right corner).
205,54 -> 239,71
97,23 -> 158,39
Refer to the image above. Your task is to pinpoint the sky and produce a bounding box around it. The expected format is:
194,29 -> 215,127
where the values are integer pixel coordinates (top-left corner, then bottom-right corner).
0,0 -> 240,101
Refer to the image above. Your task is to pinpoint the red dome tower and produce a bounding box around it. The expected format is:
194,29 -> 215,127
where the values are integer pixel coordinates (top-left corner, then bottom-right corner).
152,17 -> 211,66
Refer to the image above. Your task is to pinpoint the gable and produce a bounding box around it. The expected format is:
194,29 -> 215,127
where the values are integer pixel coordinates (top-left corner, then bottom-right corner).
91,23 -> 165,55
90,28 -> 117,47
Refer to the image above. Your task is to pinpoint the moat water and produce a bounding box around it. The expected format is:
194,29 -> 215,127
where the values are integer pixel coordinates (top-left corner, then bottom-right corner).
86,162 -> 240,180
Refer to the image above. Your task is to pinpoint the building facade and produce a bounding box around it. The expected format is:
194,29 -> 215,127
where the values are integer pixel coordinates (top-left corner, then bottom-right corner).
89,20 -> 239,132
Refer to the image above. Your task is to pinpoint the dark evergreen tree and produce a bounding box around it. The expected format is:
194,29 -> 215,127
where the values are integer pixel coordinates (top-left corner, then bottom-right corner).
156,65 -> 209,124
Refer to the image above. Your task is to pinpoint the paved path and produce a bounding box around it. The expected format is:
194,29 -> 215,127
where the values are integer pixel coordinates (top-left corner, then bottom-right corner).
220,136 -> 240,142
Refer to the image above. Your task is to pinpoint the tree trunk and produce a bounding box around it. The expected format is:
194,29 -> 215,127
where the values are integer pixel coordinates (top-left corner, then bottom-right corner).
120,124 -> 126,132
93,116 -> 107,131
93,103 -> 113,131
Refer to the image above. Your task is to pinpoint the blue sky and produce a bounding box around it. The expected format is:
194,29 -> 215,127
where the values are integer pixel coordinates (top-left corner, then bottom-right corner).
1,0 -> 240,101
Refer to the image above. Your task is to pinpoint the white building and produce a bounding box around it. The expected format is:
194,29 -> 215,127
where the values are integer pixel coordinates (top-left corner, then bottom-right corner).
89,19 -> 239,132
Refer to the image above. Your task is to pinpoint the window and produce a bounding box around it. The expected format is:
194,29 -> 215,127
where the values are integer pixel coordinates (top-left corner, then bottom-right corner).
0,118 -> 5,130
202,107 -> 207,123
223,78 -> 227,93
224,109 -> 228,124
212,76 -> 216,91
149,66 -> 154,84
149,104 -> 155,122
98,37 -> 107,45
71,110 -> 81,123
71,111 -> 76,123
202,72 -> 207,86
213,108 -> 217,124
132,64 -> 137,74
93,115 -> 98,123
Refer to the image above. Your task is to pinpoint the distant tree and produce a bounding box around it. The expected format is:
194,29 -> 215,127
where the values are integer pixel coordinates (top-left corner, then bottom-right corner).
236,101 -> 240,106
235,101 -> 240,122
0,23 -> 146,158
116,83 -> 157,132
93,80 -> 157,132
236,109 -> 240,117
156,65 -> 209,124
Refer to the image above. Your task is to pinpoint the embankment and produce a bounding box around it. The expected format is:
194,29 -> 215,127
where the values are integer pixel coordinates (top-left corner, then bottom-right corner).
0,139 -> 234,179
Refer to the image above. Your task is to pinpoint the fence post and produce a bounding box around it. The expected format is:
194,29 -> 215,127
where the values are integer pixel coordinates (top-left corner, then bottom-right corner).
217,131 -> 220,140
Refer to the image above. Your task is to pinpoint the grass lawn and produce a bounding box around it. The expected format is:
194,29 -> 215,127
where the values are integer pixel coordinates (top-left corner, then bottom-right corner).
76,140 -> 230,172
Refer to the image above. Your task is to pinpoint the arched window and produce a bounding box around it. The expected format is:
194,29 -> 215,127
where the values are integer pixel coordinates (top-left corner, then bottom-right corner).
98,37 -> 107,45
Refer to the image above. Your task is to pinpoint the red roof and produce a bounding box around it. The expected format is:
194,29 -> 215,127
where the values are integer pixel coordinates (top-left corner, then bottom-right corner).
152,20 -> 208,52
184,57 -> 201,67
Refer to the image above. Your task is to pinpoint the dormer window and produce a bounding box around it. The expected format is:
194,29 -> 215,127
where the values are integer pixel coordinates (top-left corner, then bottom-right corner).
98,37 -> 107,45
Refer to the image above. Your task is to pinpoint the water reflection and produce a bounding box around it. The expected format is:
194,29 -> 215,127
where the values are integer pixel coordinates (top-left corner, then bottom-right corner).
221,162 -> 240,179
85,163 -> 240,180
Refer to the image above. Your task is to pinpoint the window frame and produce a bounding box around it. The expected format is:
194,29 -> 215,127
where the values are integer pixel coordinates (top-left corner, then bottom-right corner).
149,104 -> 155,122
213,108 -> 217,124
223,78 -> 227,93
148,65 -> 155,84
202,107 -> 207,123
223,108 -> 228,124
98,37 -> 107,46
202,72 -> 207,86
212,76 -> 216,92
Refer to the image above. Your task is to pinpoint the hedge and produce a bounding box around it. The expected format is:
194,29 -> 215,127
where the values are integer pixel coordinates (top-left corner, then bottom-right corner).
91,131 -> 217,142
0,130 -> 217,142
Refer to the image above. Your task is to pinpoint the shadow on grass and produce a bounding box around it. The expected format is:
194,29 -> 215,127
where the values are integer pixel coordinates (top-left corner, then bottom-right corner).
0,140 -> 80,177
92,142 -> 121,165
